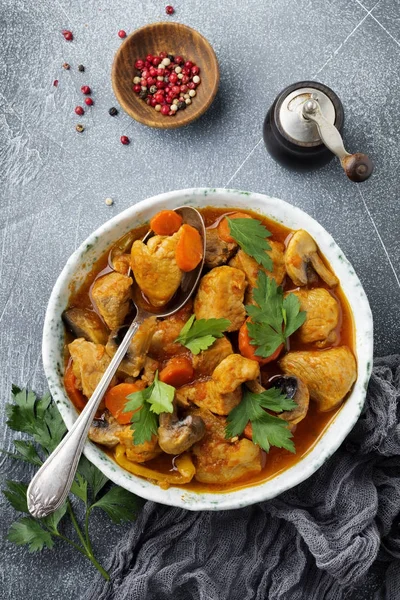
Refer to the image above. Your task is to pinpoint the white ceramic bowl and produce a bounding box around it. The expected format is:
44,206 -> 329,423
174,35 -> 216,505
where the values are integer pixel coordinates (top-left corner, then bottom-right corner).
42,188 -> 373,511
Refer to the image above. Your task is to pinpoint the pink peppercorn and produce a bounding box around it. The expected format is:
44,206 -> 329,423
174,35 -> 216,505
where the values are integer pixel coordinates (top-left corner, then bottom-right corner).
75,106 -> 84,115
161,105 -> 170,115
118,30 -> 127,38
159,51 -> 167,59
191,66 -> 200,75
165,5 -> 174,15
84,97 -> 94,106
184,61 -> 194,69
169,73 -> 178,83
62,30 -> 73,41
174,55 -> 183,64
135,59 -> 144,69
120,135 -> 130,145
81,85 -> 91,95
180,84 -> 188,93
133,84 -> 141,93
152,57 -> 162,66
53,79 -> 58,87
187,81 -> 196,90
146,54 -> 154,62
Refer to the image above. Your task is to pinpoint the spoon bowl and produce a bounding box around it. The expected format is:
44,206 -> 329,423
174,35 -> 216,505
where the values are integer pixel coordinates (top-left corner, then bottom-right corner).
27,207 -> 205,519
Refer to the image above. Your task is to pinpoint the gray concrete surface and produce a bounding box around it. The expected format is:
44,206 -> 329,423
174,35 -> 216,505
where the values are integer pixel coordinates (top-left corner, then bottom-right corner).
0,0 -> 399,598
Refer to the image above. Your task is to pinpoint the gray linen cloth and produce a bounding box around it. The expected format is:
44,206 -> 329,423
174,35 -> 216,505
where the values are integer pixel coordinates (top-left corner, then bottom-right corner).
84,356 -> 400,600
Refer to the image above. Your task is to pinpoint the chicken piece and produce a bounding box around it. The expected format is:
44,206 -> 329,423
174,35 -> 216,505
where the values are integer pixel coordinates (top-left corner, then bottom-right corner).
63,308 -> 109,345
204,227 -> 237,268
175,381 -> 207,409
177,354 -> 260,415
285,230 -> 338,288
229,241 -> 286,303
131,229 -> 183,307
190,408 -> 262,484
194,266 -> 246,332
106,317 -> 157,377
280,346 -> 356,412
289,288 -> 339,347
141,356 -> 159,385
91,272 -> 133,330
149,301 -> 193,358
192,336 -> 233,376
88,411 -> 125,448
68,338 -> 113,399
115,428 -> 162,463
158,405 -> 205,454
112,254 -> 131,276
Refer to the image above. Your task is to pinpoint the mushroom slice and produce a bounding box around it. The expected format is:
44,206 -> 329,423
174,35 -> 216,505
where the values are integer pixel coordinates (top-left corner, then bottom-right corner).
269,375 -> 310,425
280,346 -> 356,412
63,308 -> 108,345
88,411 -> 125,448
285,230 -> 338,287
158,406 -> 205,454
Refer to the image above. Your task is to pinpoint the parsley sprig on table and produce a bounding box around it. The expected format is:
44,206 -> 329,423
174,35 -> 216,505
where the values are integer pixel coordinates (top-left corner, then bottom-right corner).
246,272 -> 307,358
175,315 -> 231,355
124,371 -> 175,445
227,217 -> 273,270
2,386 -> 142,579
225,387 -> 297,453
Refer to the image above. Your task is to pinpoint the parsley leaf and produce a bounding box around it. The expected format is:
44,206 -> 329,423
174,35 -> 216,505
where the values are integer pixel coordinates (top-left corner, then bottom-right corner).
175,315 -> 231,355
76,455 -> 108,500
124,371 -> 174,445
91,486 -> 142,524
225,387 -> 296,453
3,386 -> 141,580
227,218 -> 273,270
6,387 -> 66,454
245,272 -> 306,358
130,402 -> 158,446
7,518 -> 54,553
3,481 -> 29,513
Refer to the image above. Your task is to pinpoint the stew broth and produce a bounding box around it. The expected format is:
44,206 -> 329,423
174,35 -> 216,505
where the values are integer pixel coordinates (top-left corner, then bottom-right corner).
64,207 -> 354,493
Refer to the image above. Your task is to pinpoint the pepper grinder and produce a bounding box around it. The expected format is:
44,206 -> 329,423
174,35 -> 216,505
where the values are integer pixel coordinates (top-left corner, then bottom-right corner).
263,81 -> 373,182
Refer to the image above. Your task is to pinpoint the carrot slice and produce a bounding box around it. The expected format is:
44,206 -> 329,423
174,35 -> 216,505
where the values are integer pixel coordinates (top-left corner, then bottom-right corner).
159,356 -> 194,388
64,361 -> 87,411
150,210 -> 183,235
238,318 -> 283,365
217,212 -> 252,243
105,382 -> 141,424
243,422 -> 253,440
175,224 -> 203,272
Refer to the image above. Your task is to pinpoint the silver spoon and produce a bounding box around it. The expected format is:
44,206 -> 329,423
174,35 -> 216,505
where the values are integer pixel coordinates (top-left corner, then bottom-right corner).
27,206 -> 205,518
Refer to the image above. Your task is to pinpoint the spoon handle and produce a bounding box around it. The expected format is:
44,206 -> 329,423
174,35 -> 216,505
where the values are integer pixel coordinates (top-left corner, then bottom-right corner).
27,317 -> 141,519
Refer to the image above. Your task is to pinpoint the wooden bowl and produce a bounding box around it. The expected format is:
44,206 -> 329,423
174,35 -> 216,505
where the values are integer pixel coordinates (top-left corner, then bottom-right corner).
111,22 -> 220,129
